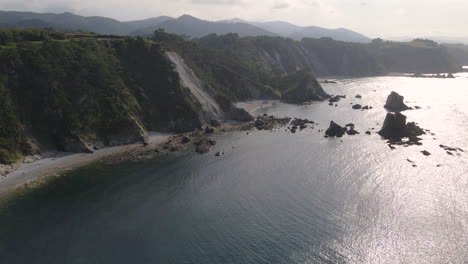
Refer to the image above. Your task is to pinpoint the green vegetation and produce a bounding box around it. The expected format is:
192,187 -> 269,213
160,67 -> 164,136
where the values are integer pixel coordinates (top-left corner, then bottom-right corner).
0,29 -> 462,164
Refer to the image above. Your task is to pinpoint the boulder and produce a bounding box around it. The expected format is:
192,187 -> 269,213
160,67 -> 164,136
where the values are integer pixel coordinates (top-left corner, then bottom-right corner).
325,121 -> 347,137
195,138 -> 216,154
352,104 -> 362,110
181,136 -> 190,144
384,91 -> 410,112
205,126 -> 215,134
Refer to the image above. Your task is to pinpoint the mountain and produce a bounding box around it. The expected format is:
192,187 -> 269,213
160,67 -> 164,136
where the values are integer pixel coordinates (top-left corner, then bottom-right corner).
131,15 -> 277,37
289,26 -> 371,43
0,11 -> 173,35
0,11 -> 369,42
220,18 -> 371,43
251,21 -> 304,36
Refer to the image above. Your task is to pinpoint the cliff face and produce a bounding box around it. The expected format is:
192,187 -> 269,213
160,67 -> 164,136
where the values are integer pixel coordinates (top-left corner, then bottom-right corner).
165,51 -> 222,124
0,37 -> 215,163
195,34 -> 460,77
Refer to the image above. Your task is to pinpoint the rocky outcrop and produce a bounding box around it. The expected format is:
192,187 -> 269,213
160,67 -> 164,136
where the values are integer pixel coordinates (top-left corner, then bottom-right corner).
195,138 -> 217,154
378,112 -> 425,140
325,121 -> 347,137
280,70 -> 330,103
224,107 -> 254,122
254,114 -> 291,130
384,91 -> 410,112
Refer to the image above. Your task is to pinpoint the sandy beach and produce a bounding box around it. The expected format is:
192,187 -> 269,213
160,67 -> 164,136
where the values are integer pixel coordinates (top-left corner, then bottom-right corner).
235,100 -> 278,113
0,132 -> 171,198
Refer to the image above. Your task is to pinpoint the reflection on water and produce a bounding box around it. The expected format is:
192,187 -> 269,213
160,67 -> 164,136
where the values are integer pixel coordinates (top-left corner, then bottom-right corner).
1,75 -> 468,263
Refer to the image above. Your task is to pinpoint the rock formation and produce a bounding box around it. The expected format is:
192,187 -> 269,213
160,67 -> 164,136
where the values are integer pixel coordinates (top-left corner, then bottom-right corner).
384,91 -> 410,112
325,121 -> 347,137
378,112 -> 425,140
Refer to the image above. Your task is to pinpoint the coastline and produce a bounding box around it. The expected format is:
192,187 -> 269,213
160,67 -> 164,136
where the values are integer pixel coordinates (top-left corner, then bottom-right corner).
0,105 -> 261,199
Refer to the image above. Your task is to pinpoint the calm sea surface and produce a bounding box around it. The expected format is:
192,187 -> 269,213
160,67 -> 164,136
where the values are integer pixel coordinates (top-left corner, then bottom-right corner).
1,74 -> 467,264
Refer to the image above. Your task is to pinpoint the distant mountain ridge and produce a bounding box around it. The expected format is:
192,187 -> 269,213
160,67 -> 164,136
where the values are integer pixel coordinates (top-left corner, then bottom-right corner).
219,18 -> 371,43
130,14 -> 277,37
0,11 -> 370,42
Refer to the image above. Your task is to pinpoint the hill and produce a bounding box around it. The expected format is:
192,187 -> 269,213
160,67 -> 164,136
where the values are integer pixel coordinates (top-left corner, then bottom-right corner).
131,15 -> 277,37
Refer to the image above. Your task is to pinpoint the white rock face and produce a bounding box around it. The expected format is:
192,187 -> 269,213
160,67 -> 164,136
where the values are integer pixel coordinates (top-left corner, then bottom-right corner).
165,51 -> 222,123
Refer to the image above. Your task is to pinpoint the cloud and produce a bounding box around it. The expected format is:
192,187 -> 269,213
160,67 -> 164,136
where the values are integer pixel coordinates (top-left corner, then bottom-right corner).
190,0 -> 244,5
272,1 -> 291,9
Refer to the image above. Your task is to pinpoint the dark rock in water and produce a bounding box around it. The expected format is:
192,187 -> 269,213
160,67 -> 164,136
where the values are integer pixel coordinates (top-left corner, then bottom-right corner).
205,127 -> 215,134
325,121 -> 347,137
215,152 -> 221,157
384,91 -> 410,112
355,94 -> 362,99
329,102 -> 334,106
421,150 -> 431,156
224,107 -> 254,122
346,128 -> 360,135
329,95 -> 346,103
447,151 -> 453,155
388,144 -> 396,150
195,138 -> 216,154
406,122 -> 426,137
414,106 -> 422,109
378,112 -> 425,140
362,106 -> 370,110
254,115 -> 291,130
352,104 -> 362,110
170,146 -> 178,152
345,123 -> 355,127
365,131 -> 371,135
290,118 -> 314,131
181,136 -> 190,144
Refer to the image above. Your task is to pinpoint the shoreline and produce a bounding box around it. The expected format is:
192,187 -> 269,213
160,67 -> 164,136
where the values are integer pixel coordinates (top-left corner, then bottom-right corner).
0,112 -> 259,199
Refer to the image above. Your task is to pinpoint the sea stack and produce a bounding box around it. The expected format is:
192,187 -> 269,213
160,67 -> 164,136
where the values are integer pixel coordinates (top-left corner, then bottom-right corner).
325,121 -> 347,137
378,112 -> 425,140
384,91 -> 410,112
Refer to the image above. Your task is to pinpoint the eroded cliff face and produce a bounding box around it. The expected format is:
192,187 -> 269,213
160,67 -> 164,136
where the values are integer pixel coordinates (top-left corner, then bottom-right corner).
165,51 -> 223,124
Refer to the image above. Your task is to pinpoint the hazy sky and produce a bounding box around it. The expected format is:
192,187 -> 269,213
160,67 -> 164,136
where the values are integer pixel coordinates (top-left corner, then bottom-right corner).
1,0 -> 467,38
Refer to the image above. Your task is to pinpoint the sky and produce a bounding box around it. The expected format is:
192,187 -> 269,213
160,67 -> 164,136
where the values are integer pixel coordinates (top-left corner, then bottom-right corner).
1,0 -> 467,38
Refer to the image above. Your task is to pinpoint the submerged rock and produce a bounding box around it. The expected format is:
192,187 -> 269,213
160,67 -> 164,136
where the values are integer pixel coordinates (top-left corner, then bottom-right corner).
384,91 -> 410,112
325,121 -> 347,137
